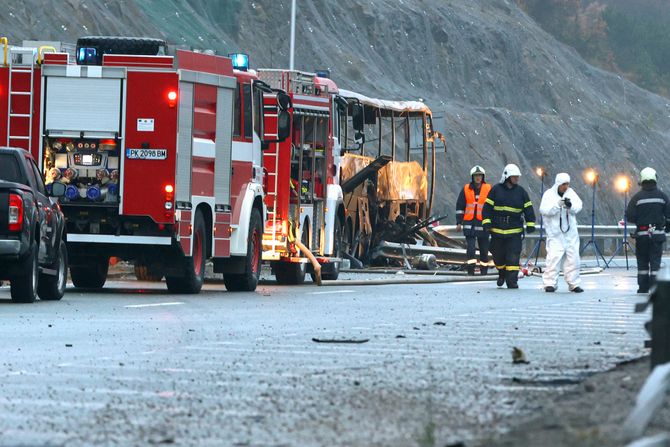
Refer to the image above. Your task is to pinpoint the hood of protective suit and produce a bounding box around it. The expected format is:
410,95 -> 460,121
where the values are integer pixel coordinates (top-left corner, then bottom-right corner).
554,173 -> 570,188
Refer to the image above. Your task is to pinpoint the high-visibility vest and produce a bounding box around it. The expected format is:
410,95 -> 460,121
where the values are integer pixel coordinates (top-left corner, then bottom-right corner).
463,182 -> 491,221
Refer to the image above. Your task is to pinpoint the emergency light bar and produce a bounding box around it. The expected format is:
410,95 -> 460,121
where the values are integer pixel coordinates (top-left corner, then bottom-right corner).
315,69 -> 330,79
229,53 -> 249,71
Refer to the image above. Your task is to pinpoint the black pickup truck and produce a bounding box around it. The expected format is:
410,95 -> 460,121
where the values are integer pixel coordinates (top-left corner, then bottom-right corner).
0,147 -> 67,302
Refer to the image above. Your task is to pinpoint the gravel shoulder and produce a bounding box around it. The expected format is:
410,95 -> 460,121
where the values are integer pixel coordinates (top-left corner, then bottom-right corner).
475,357 -> 670,447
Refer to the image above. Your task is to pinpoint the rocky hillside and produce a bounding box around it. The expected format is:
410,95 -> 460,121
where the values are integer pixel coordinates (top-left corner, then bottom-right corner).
3,0 -> 669,223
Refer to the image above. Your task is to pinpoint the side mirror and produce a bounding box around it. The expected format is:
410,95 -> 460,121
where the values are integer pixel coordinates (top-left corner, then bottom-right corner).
352,104 -> 364,132
277,92 -> 291,111
49,181 -> 66,197
277,110 -> 291,142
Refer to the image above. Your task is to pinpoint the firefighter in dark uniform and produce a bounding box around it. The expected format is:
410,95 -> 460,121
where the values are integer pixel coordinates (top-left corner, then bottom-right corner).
482,163 -> 536,288
456,165 -> 493,275
625,167 -> 670,293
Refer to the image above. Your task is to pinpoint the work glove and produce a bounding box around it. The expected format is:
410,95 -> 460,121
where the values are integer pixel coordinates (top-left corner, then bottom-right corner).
526,225 -> 536,234
483,223 -> 491,233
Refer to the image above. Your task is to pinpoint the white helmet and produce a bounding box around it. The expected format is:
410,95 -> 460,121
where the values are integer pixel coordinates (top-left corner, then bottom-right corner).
500,163 -> 521,183
640,167 -> 657,183
470,165 -> 485,176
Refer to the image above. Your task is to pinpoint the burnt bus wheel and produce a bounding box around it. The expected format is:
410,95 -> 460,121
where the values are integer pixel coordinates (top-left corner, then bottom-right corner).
70,257 -> 109,289
166,210 -> 206,294
224,208 -> 262,292
134,263 -> 163,282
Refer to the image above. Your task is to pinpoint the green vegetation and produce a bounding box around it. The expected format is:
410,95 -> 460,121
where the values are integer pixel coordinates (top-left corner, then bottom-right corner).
517,0 -> 670,97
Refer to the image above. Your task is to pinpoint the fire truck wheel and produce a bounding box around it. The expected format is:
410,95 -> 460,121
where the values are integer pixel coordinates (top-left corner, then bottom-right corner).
166,210 -> 206,294
224,208 -> 262,292
273,261 -> 306,285
37,240 -> 68,301
134,263 -> 163,282
10,243 -> 38,303
70,257 -> 109,289
319,219 -> 343,281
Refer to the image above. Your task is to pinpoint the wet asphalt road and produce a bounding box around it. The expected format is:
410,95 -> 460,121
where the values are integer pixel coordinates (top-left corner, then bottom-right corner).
0,269 -> 649,446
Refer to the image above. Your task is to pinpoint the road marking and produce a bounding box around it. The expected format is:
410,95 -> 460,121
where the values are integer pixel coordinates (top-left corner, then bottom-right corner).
124,302 -> 184,308
309,290 -> 356,295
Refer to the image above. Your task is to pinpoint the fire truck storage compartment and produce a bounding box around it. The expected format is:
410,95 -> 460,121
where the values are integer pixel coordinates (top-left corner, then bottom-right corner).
44,74 -> 123,134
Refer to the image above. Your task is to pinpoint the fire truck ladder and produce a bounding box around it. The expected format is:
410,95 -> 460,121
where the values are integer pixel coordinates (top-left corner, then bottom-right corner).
265,139 -> 282,252
6,47 -> 36,152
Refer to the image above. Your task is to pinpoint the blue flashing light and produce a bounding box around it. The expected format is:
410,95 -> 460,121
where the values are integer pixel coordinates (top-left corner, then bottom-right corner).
77,47 -> 98,65
108,183 -> 119,196
229,53 -> 249,71
65,185 -> 79,201
86,185 -> 101,201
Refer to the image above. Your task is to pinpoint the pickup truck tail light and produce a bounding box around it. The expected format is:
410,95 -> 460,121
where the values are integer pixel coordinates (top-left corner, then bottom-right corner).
8,193 -> 23,232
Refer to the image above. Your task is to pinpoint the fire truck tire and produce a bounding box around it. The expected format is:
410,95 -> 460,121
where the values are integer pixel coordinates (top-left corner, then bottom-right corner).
223,208 -> 262,292
70,257 -> 109,289
273,261 -> 306,285
37,240 -> 68,301
166,210 -> 207,294
320,219 -> 343,281
134,263 -> 163,282
10,243 -> 38,303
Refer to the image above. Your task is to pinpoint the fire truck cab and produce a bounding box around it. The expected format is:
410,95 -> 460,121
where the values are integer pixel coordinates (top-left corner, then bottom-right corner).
257,69 -> 346,283
0,36 -> 289,293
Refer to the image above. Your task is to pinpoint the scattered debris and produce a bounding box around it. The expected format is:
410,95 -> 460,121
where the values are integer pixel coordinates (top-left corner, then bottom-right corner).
434,321 -> 446,326
65,344 -> 73,348
512,347 -> 529,364
395,335 -> 406,339
312,338 -> 369,344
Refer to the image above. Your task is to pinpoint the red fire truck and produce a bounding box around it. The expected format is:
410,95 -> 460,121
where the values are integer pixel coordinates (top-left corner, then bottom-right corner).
0,37 -> 289,293
257,70 -> 347,284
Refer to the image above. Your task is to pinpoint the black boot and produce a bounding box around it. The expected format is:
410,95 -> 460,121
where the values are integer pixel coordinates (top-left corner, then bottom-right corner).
466,265 -> 475,276
637,273 -> 650,294
497,270 -> 505,287
506,270 -> 519,289
480,267 -> 488,276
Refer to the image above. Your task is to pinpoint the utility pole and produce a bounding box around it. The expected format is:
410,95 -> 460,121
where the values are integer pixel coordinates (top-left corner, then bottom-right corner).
289,0 -> 296,70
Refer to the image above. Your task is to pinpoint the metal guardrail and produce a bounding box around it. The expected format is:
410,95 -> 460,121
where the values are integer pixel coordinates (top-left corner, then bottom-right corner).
433,224 -> 669,257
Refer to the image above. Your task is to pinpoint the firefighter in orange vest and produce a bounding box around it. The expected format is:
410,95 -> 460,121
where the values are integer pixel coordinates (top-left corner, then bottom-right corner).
456,166 -> 493,275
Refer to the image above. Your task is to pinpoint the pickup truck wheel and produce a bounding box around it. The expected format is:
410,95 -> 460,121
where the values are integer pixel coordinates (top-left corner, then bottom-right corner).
223,208 -> 262,292
166,210 -> 206,294
37,240 -> 68,301
71,257 -> 109,289
10,243 -> 38,303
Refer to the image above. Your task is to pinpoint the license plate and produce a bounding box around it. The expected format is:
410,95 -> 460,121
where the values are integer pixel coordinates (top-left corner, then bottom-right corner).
126,148 -> 167,160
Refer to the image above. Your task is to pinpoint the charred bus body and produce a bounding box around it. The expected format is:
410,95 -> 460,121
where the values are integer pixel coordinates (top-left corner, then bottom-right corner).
338,89 -> 445,263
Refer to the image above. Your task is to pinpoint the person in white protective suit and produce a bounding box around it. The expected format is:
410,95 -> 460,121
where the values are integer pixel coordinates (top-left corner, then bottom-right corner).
540,173 -> 584,292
